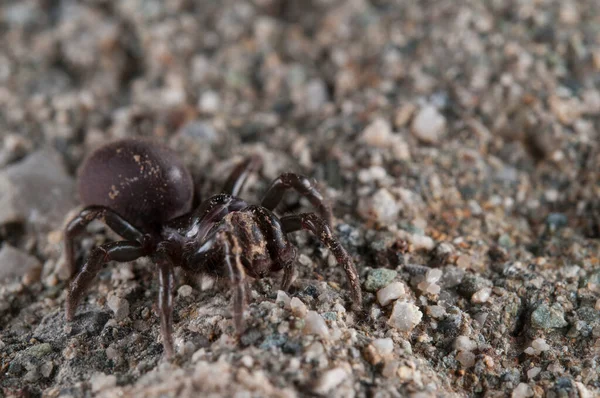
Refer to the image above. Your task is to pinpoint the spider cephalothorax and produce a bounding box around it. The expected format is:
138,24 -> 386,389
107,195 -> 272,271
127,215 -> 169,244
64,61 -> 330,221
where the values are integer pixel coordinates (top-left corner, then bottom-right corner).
65,138 -> 362,357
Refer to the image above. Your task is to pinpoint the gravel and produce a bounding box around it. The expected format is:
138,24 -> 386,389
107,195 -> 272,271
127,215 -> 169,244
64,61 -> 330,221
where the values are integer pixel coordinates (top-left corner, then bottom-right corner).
2,0 -> 600,396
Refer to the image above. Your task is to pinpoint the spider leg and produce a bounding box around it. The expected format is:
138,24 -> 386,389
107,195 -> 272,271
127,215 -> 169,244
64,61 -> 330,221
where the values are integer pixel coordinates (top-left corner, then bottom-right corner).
221,234 -> 247,333
66,240 -> 149,321
261,173 -> 334,226
64,205 -> 144,276
155,244 -> 176,358
222,155 -> 262,196
186,229 -> 247,333
281,213 -> 362,309
280,261 -> 296,291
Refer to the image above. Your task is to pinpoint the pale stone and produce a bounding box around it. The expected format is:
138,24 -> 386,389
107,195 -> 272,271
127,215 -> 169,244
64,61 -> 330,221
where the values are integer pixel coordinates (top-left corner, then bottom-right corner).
512,383 -> 534,398
471,287 -> 492,303
290,297 -> 308,318
107,295 -> 129,321
454,336 -> 477,352
357,188 -> 400,225
91,373 -> 117,393
304,311 -> 330,339
411,105 -> 446,144
178,285 -> 193,297
313,367 -> 349,394
372,338 -> 394,356
527,367 -> 541,379
389,301 -> 422,331
456,350 -> 476,368
276,290 -> 291,309
377,282 -> 406,306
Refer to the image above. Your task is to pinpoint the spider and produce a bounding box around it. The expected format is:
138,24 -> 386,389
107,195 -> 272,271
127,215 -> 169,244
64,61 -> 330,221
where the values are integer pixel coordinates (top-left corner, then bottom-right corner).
64,138 -> 362,357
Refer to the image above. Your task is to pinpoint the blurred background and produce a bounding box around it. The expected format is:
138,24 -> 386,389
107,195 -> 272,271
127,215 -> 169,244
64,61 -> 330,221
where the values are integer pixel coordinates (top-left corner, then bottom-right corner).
1,0 -> 600,397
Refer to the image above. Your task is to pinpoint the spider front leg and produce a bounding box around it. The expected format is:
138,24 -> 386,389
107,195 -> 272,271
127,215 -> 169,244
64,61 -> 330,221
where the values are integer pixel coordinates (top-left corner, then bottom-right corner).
281,213 -> 362,309
66,240 -> 149,321
222,155 -> 262,196
186,231 -> 248,333
154,244 -> 176,358
261,173 -> 334,226
64,205 -> 144,276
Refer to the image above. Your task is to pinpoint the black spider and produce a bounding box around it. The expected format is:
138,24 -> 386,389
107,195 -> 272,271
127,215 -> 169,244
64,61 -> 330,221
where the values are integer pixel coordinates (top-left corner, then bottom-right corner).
64,138 -> 362,357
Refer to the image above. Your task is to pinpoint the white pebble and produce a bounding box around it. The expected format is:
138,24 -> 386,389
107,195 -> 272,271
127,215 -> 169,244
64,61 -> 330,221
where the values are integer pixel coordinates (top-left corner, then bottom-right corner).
360,118 -> 393,148
425,269 -> 443,283
596,299 -> 600,311
512,383 -> 534,398
313,367 -> 349,394
333,303 -> 346,314
377,282 -> 406,306
107,296 -> 129,321
389,301 -> 422,331
531,338 -> 550,352
290,297 -> 308,318
357,188 -> 400,224
454,336 -> 477,352
411,105 -> 446,144
198,90 -> 220,114
276,290 -> 291,309
178,285 -> 193,297
427,305 -> 446,319
456,350 -> 476,368
527,367 -> 541,379
90,373 -> 117,393
471,287 -> 492,303
304,311 -> 330,339
372,338 -> 394,356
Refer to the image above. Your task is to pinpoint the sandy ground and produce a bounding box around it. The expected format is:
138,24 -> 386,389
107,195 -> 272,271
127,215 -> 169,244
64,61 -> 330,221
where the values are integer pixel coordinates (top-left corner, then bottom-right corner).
1,0 -> 600,397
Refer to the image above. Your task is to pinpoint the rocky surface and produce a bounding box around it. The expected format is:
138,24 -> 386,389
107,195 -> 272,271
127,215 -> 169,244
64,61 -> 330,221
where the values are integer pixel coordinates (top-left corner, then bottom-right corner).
1,0 -> 600,397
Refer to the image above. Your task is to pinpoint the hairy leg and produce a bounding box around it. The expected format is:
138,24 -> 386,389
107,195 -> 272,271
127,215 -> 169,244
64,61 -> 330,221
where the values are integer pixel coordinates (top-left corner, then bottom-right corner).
66,240 -> 148,320
261,173 -> 333,225
222,155 -> 262,197
221,234 -> 247,333
155,244 -> 176,358
281,213 -> 362,309
64,205 -> 144,276
186,230 -> 248,333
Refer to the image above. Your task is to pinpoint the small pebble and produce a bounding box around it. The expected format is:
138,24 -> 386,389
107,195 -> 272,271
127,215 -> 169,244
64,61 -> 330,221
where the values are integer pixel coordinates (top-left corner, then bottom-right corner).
198,90 -> 220,114
527,367 -> 541,379
360,118 -> 393,148
411,105 -> 446,144
454,336 -> 477,352
389,301 -> 423,331
276,290 -> 291,309
178,285 -> 193,297
304,311 -> 330,339
357,188 -> 400,225
471,287 -> 492,303
91,373 -> 117,393
531,304 -> 568,329
0,244 -> 42,282
365,268 -> 398,292
427,305 -> 446,319
290,297 -> 308,318
107,296 -> 130,321
372,338 -> 394,356
377,282 -> 406,306
511,383 -> 534,398
312,366 -> 349,394
456,350 -> 476,368
524,338 -> 551,355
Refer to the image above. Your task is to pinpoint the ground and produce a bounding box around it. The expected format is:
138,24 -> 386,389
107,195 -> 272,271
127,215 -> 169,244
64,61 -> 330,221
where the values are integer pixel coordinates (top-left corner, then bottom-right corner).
1,0 -> 600,397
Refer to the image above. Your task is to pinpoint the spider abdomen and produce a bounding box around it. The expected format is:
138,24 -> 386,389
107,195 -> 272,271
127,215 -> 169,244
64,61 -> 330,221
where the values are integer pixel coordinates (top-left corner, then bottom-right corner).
77,139 -> 194,231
